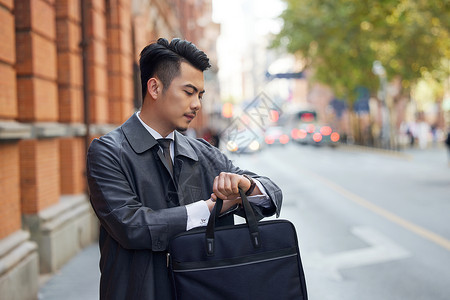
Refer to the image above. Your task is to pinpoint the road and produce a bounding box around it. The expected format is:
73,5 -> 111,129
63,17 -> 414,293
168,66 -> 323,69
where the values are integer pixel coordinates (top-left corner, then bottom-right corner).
39,143 -> 449,300
229,143 -> 450,300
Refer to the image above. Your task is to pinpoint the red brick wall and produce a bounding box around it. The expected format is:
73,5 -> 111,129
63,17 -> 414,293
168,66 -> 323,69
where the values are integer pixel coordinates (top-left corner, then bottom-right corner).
0,0 -> 13,11
15,0 -> 58,122
107,0 -> 133,124
59,137 -> 85,194
0,144 -> 21,239
17,77 -> 59,121
0,0 -> 211,241
0,2 -> 17,119
56,0 -> 83,123
19,139 -> 60,214
0,0 -> 21,240
87,0 -> 109,123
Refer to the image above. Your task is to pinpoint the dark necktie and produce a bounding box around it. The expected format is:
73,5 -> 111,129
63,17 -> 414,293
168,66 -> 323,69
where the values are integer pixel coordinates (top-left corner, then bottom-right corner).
157,138 -> 173,176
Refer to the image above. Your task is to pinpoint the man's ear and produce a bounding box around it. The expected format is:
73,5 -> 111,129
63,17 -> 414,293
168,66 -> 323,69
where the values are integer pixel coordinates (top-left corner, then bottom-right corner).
147,78 -> 161,100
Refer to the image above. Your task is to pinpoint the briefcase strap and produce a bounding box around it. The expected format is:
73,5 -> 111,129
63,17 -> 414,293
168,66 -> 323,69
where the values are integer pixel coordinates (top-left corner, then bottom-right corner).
205,188 -> 261,255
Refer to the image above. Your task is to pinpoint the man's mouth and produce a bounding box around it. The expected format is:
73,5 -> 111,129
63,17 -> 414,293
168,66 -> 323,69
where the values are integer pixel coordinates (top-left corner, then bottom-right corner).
184,113 -> 196,121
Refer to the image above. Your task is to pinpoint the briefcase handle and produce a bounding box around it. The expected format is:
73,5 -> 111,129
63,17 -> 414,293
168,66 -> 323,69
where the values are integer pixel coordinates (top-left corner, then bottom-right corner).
205,188 -> 261,255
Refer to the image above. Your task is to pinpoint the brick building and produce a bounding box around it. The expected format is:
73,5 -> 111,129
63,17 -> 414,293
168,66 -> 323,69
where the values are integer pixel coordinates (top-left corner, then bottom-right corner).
0,0 -> 219,298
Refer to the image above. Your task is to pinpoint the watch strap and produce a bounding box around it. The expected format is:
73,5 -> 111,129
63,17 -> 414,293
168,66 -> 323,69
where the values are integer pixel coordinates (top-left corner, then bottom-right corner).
243,174 -> 256,196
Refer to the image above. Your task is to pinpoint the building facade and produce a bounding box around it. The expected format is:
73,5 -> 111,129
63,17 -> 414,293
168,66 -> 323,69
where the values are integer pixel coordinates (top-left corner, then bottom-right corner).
0,0 -> 219,298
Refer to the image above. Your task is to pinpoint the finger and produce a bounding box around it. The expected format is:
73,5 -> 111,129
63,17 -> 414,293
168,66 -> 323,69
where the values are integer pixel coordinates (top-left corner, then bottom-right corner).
230,174 -> 241,194
223,174 -> 233,194
213,176 -> 218,193
213,175 -> 228,199
218,173 -> 234,197
217,174 -> 228,195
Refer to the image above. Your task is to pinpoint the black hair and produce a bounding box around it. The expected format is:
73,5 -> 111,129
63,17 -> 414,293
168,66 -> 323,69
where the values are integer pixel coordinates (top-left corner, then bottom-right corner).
139,38 -> 211,99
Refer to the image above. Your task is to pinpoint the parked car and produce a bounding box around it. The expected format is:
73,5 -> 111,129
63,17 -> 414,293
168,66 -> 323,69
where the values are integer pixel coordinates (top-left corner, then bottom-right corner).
289,110 -> 340,146
225,128 -> 264,154
291,123 -> 313,145
264,126 -> 290,146
311,124 -> 340,146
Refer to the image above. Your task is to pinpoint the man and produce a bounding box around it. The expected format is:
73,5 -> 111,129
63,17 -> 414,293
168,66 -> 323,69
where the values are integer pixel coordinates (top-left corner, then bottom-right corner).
87,38 -> 282,299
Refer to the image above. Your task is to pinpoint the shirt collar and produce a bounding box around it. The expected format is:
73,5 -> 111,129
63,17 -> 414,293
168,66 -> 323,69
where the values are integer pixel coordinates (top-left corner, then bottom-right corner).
134,112 -> 198,162
136,111 -> 174,141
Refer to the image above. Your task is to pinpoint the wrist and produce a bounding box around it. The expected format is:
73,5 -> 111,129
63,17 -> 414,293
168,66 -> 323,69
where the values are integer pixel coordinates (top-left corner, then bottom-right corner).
205,199 -> 215,212
242,174 -> 256,196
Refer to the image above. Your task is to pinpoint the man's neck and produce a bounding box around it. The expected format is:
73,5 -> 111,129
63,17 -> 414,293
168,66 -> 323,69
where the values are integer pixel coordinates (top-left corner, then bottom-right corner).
136,111 -> 174,140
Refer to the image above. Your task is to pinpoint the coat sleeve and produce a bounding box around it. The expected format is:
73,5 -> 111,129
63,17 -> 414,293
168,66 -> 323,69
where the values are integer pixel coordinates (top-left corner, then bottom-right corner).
87,138 -> 187,252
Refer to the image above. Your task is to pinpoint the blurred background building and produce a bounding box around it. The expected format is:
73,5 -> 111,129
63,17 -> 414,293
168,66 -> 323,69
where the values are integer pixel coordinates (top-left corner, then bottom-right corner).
0,0 -> 219,298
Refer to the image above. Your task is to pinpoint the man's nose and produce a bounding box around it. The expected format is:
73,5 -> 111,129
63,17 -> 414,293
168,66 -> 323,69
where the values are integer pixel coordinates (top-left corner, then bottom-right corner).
191,96 -> 201,111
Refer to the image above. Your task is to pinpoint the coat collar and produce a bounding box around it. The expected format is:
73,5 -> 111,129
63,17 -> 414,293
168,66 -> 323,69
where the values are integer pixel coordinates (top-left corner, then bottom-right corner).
122,114 -> 198,162
122,113 -> 158,153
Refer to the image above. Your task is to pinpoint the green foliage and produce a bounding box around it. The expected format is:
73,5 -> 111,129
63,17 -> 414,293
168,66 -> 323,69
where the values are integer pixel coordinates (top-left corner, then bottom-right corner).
271,0 -> 450,102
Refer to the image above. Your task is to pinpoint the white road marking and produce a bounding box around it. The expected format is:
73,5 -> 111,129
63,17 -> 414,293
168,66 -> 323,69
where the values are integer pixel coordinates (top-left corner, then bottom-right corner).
305,226 -> 411,281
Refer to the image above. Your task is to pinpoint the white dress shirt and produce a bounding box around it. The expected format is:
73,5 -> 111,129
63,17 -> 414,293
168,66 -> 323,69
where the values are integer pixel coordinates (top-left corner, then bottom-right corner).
136,112 -> 271,230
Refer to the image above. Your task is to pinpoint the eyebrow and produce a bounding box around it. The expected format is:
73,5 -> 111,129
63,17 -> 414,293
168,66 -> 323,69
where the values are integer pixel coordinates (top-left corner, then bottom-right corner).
184,84 -> 205,94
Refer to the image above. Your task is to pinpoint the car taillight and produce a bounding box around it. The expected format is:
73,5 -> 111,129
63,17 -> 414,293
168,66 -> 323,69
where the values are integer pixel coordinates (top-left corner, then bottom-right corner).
320,126 -> 332,136
331,132 -> 340,142
312,133 -> 322,142
298,129 -> 307,139
280,134 -> 289,144
291,128 -> 299,139
265,136 -> 275,144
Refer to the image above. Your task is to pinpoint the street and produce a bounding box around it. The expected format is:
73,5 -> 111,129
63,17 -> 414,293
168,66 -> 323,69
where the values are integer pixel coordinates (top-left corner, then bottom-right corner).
39,143 -> 450,300
230,143 -> 450,300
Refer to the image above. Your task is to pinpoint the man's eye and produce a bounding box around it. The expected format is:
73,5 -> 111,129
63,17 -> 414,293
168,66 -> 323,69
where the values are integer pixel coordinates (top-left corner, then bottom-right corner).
185,91 -> 193,96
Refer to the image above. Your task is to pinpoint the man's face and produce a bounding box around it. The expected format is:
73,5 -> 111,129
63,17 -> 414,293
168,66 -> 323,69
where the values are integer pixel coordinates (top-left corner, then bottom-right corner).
156,62 -> 205,135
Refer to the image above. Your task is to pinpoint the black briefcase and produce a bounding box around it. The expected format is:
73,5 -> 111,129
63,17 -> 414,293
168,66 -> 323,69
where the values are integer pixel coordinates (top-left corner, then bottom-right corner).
168,189 -> 308,300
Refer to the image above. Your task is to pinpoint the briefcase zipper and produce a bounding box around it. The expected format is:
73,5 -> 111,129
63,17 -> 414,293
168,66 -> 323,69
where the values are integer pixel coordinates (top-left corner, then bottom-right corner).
172,248 -> 298,273
173,253 -> 297,273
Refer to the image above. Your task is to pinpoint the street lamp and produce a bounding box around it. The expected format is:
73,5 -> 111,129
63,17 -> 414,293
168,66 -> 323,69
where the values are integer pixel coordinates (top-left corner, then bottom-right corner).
372,61 -> 390,148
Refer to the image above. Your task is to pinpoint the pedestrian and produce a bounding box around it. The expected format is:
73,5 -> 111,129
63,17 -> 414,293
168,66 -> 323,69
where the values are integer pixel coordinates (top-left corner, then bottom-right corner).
445,128 -> 450,166
86,38 -> 282,300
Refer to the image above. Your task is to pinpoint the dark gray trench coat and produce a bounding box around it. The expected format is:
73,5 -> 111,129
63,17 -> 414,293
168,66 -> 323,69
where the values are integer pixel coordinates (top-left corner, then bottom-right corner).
86,114 -> 282,299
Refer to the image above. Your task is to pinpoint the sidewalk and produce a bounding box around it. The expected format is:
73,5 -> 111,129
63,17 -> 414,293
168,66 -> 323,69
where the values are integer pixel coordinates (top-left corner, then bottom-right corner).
402,144 -> 449,166
38,243 -> 100,300
342,143 -> 449,166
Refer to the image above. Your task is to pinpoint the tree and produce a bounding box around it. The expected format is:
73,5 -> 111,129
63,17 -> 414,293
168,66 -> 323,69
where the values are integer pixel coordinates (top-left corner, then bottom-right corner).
271,0 -> 450,102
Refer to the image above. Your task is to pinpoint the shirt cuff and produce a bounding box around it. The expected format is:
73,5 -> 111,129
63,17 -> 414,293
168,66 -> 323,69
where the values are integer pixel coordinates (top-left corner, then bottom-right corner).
185,201 -> 211,231
253,179 -> 267,196
247,179 -> 272,208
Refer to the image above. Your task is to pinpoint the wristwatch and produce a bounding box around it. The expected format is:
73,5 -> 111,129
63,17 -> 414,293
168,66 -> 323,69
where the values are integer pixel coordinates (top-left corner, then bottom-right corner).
243,174 -> 256,196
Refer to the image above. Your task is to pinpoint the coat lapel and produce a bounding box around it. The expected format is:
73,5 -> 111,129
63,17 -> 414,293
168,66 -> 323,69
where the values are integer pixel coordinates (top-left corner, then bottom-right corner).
174,131 -> 198,161
122,118 -> 203,206
122,114 -> 174,179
